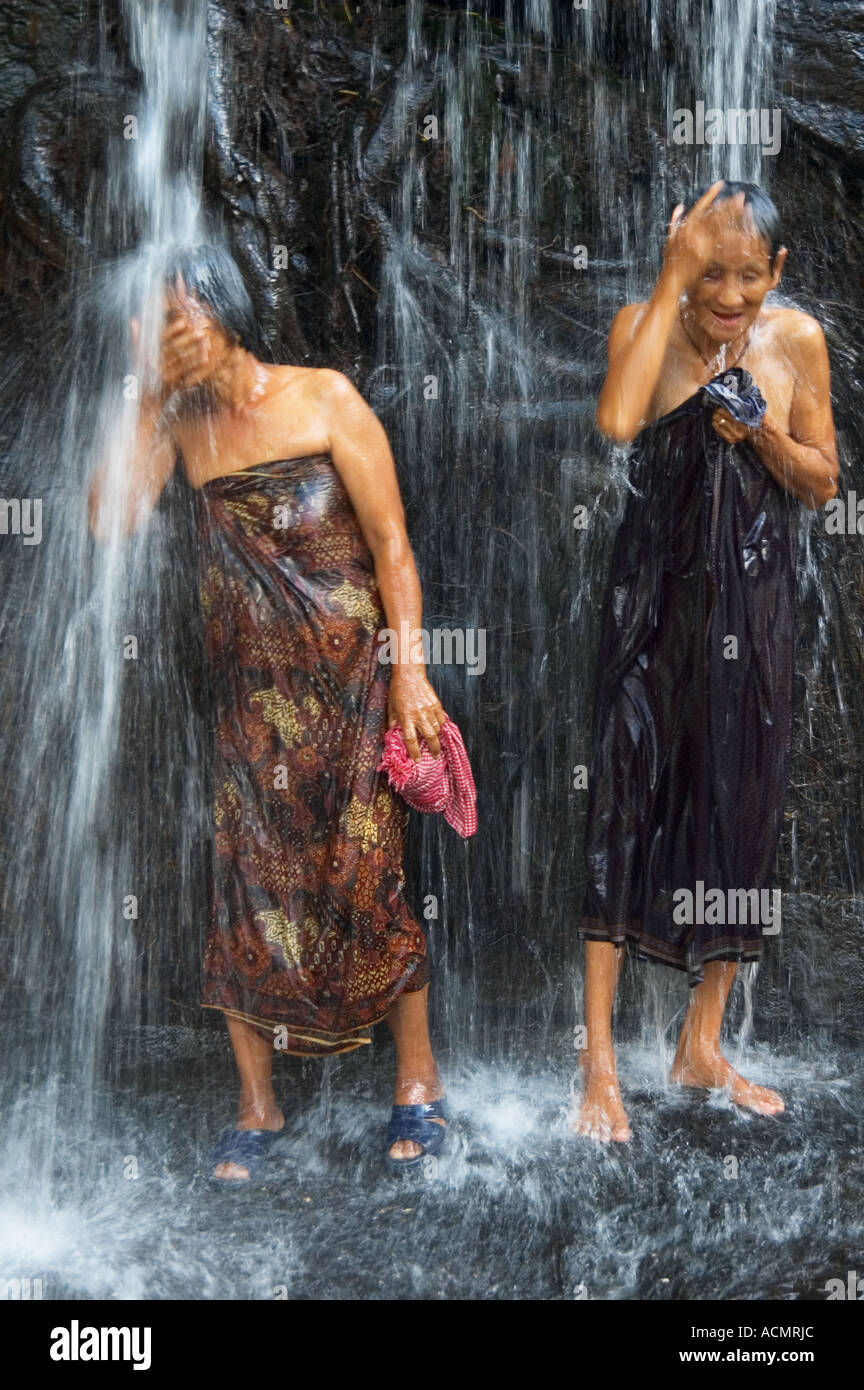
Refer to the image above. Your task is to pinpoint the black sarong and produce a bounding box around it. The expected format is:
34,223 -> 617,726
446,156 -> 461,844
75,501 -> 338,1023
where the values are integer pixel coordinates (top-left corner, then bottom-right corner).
579,368 -> 796,984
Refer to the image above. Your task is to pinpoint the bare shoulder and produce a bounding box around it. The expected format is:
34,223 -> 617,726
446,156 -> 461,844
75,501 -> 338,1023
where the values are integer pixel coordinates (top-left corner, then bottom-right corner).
265,362 -> 325,400
239,362 -> 366,411
306,369 -> 377,438
306,367 -> 362,402
763,305 -> 828,362
266,365 -> 369,429
610,301 -> 648,339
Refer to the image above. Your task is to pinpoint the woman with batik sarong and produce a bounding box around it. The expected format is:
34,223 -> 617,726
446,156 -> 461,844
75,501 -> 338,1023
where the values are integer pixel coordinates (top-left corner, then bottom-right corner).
576,181 -> 838,1143
90,246 -> 448,1180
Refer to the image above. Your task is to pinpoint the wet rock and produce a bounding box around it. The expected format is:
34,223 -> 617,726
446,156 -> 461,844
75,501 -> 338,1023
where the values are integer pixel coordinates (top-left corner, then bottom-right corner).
774,1 -> 864,167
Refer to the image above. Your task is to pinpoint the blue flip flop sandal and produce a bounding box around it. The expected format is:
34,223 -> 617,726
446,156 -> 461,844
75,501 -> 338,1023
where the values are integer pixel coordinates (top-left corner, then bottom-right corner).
207,1123 -> 286,1187
386,1098 -> 448,1171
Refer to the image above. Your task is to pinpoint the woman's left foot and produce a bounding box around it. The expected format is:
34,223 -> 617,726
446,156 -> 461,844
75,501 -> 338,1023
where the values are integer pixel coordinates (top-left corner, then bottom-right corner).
670,1052 -> 784,1116
389,1077 -> 447,1163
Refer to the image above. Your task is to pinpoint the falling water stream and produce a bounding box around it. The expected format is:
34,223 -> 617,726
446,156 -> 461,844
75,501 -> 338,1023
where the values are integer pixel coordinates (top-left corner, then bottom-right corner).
0,0 -> 860,1300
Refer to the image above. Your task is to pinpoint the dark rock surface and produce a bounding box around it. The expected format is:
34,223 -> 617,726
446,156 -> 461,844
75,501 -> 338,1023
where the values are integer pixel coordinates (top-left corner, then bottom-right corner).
0,1 -> 861,1049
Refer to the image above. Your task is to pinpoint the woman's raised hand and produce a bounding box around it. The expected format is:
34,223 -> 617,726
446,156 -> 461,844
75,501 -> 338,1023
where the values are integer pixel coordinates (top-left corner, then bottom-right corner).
662,180 -> 746,289
130,274 -> 214,397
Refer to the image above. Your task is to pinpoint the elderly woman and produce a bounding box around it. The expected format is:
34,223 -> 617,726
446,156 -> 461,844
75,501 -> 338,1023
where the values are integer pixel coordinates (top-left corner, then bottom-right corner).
90,245 -> 448,1180
577,181 -> 837,1143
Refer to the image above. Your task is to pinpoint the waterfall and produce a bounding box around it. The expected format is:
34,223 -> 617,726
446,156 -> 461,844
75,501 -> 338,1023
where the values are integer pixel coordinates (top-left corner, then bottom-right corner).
0,0 -> 211,1263
0,0 -> 859,1302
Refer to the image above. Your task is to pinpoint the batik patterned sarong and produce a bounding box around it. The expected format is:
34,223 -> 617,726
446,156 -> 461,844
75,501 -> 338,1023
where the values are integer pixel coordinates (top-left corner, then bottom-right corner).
197,453 -> 428,1054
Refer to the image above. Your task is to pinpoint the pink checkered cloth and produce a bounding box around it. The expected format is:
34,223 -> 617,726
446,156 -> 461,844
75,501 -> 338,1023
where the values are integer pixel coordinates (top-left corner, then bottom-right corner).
378,717 -> 477,838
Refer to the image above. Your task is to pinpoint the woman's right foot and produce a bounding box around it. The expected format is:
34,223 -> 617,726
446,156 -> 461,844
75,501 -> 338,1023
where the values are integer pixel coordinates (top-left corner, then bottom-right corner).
574,1051 -> 631,1143
211,1102 -> 285,1182
389,1074 -> 446,1161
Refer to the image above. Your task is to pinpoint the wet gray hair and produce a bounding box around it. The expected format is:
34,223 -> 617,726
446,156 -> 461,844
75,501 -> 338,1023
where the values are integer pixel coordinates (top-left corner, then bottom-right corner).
679,180 -> 782,264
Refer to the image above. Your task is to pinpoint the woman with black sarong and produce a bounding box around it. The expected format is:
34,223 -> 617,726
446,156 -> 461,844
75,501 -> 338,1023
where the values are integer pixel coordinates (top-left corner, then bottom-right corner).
576,181 -> 838,1142
90,246 -> 448,1179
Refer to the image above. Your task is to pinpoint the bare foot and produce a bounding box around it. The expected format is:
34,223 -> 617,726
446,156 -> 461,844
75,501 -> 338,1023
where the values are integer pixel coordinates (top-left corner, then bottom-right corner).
670,1051 -> 784,1116
574,1051 -> 632,1142
212,1101 -> 285,1182
390,1073 -> 446,1161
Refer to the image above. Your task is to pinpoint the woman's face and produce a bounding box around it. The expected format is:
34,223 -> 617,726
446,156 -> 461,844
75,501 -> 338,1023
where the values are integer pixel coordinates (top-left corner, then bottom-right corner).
684,208 -> 787,347
157,276 -> 236,391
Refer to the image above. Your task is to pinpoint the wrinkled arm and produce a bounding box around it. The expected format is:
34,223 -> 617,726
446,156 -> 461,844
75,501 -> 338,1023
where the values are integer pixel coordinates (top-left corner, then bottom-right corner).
596,268 -> 686,442
321,370 -> 446,760
748,321 -> 838,510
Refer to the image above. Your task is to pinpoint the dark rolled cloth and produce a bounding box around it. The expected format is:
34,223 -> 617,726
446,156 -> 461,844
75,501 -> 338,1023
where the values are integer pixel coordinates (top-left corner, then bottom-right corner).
197,453 -> 428,1055
579,368 -> 795,984
701,371 -> 767,427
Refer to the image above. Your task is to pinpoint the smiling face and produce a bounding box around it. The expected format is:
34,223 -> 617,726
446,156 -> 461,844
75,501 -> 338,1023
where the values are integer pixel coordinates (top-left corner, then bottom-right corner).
685,204 -> 786,346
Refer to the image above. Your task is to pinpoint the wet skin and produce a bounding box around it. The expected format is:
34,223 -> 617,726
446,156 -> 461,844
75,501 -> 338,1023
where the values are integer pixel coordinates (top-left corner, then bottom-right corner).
578,183 -> 838,1142
596,181 -> 837,508
90,275 -> 447,1172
